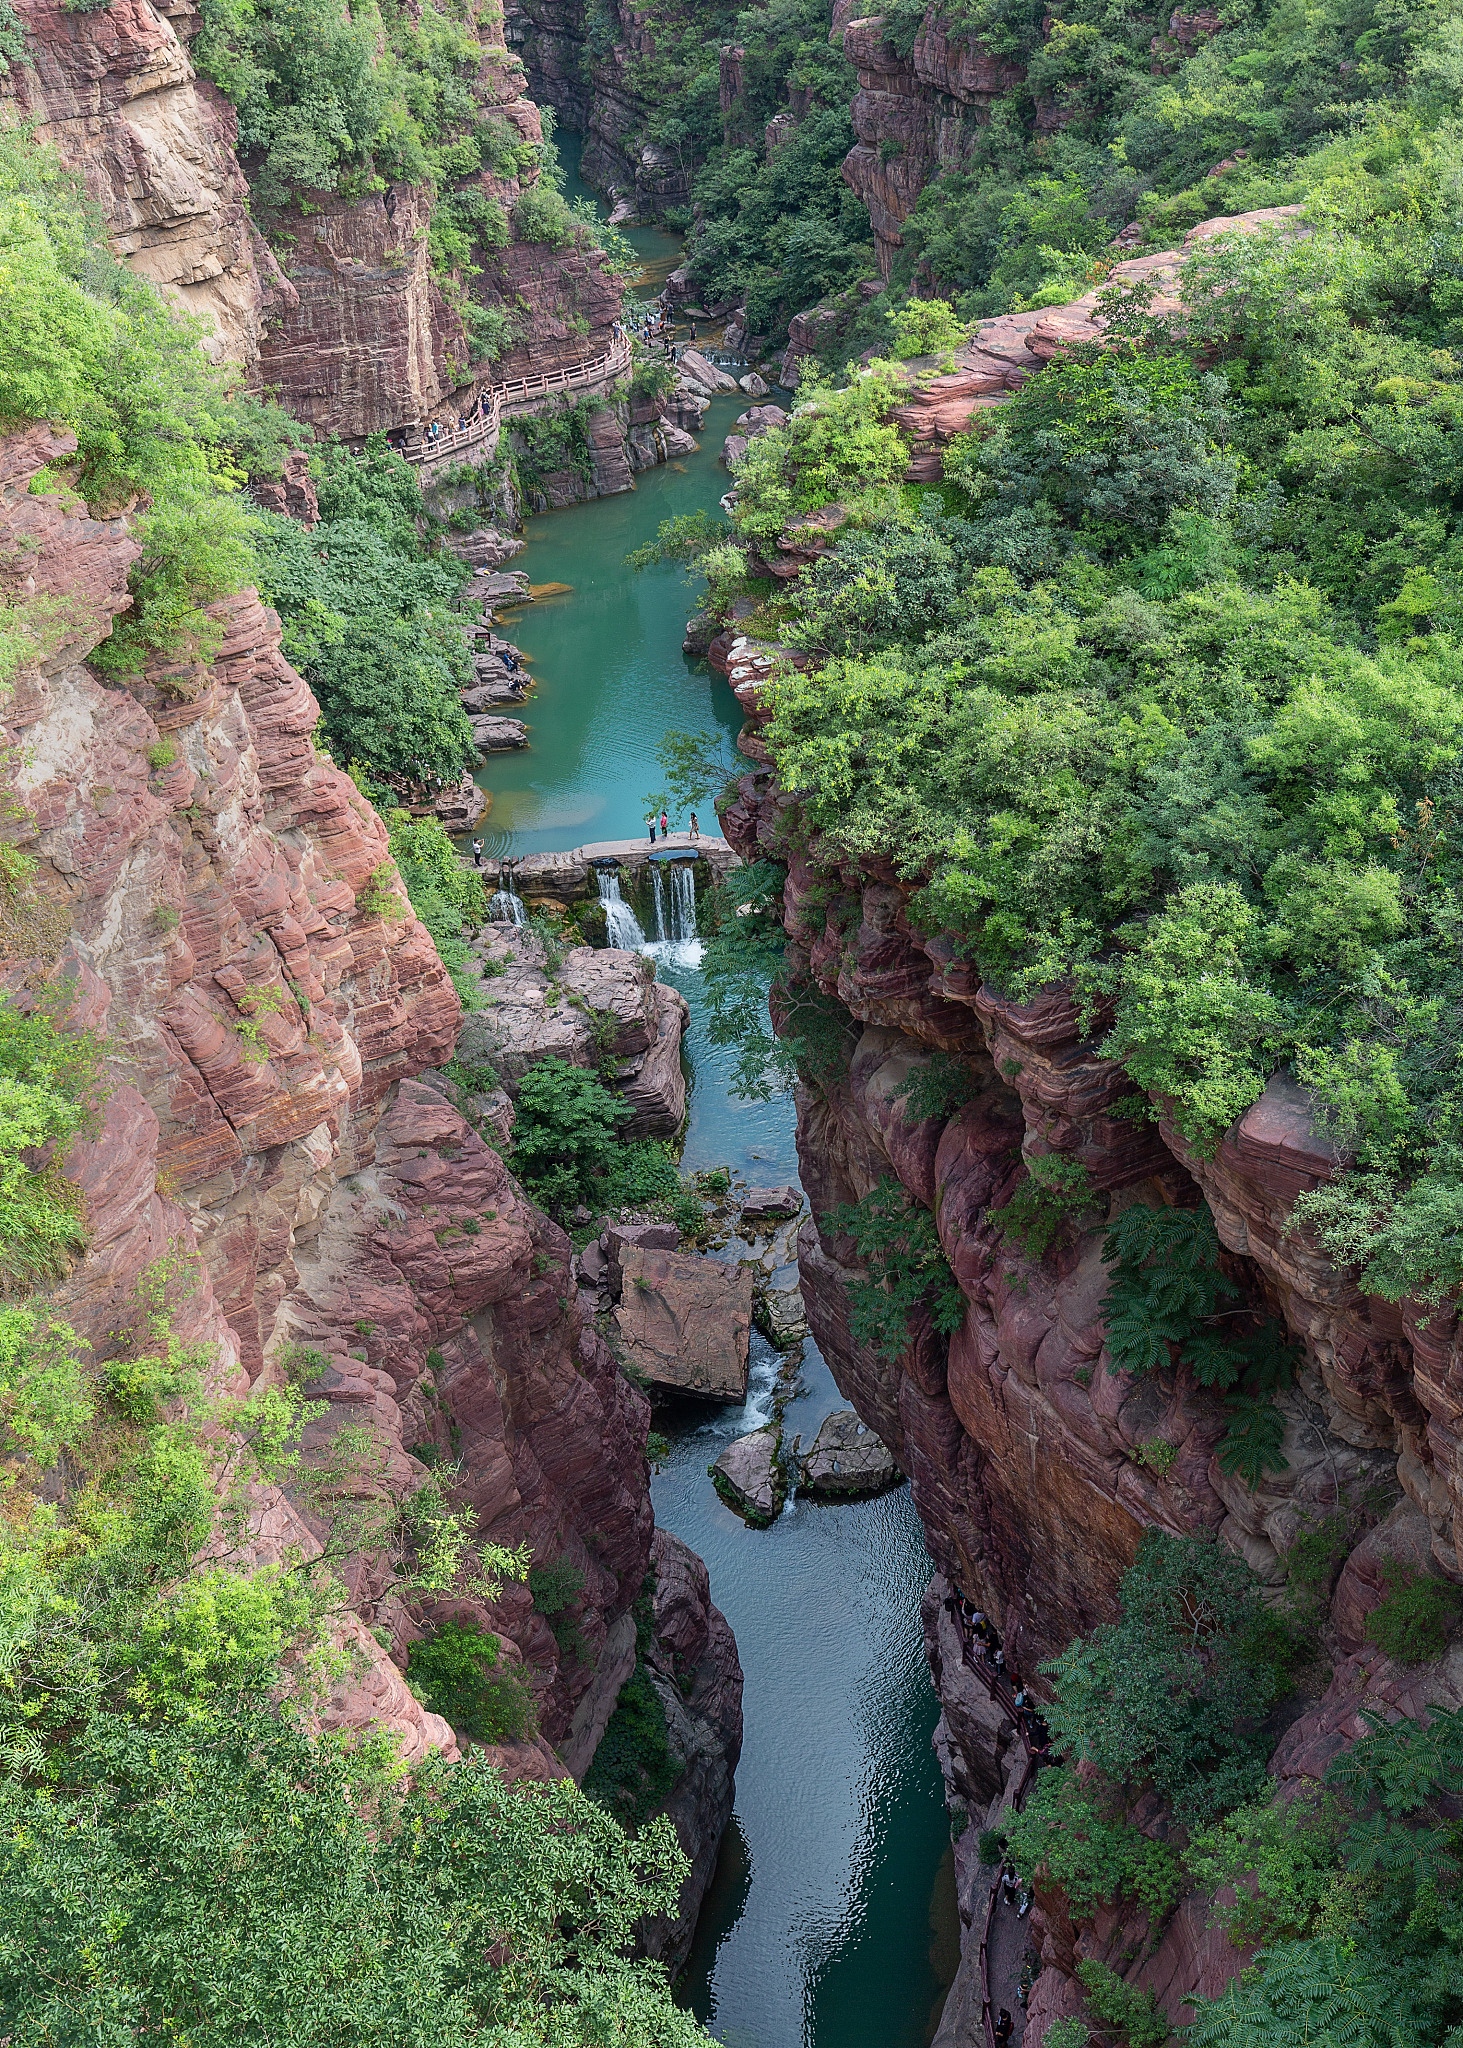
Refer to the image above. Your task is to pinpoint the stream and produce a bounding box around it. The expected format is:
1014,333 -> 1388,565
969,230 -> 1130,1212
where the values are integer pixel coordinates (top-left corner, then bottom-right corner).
472,149 -> 959,2048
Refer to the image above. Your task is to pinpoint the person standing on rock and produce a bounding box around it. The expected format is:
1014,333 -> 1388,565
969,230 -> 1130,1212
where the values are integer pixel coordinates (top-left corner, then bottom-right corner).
648,815 -> 657,844
689,810 -> 700,839
660,809 -> 669,837
471,837 -> 484,867
993,2009 -> 1014,2045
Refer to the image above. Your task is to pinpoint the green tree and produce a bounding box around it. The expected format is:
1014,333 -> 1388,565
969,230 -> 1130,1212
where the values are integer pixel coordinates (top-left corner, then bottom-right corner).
0,1708 -> 710,2047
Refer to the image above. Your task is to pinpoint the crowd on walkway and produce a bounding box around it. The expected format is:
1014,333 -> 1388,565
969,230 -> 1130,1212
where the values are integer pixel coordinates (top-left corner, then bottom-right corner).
944,1589 -> 1060,2048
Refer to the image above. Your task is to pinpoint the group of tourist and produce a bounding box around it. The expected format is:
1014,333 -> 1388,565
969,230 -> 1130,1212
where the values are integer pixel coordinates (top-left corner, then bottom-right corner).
646,810 -> 700,843
948,1593 -> 1053,1755
944,1588 -> 1059,2046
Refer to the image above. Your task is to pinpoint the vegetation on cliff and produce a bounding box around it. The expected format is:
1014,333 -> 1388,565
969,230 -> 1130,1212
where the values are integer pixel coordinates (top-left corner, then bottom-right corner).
883,0 -> 1454,316
1005,1539 -> 1463,2048
0,122 -> 718,2048
691,76 -> 1463,1307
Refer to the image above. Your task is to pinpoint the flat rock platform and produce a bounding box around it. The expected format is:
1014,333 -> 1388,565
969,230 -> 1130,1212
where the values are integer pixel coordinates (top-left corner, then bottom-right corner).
462,834 -> 741,904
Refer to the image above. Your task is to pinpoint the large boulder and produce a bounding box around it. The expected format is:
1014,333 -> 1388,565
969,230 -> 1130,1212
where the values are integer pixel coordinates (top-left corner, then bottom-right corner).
469,713 -> 529,752
455,931 -> 687,1138
679,346 -> 739,393
614,1246 -> 752,1399
798,1409 -> 902,1499
711,1426 -> 785,1525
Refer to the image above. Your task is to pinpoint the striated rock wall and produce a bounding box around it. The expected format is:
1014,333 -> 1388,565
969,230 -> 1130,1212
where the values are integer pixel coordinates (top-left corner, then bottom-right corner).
4,0 -> 277,365
723,744 -> 1463,2032
506,0 -> 693,218
6,1 -> 625,434
0,420 -> 732,1814
837,6 -> 1021,275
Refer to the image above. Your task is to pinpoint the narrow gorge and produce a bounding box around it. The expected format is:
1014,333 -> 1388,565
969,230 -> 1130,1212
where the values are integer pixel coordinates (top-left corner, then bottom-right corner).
3,1 -> 1463,2046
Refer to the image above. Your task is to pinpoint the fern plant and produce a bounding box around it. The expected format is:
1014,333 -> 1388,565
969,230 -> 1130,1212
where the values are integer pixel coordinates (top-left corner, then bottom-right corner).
1100,1202 -> 1300,1486
825,1176 -> 966,1361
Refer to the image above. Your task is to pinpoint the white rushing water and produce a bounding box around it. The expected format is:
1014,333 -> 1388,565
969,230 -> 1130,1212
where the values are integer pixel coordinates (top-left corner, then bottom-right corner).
596,869 -> 647,949
646,859 -> 702,969
488,888 -> 527,926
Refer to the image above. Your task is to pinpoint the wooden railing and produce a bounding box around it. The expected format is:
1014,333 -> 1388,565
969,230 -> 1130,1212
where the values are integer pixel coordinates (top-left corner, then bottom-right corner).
403,334 -> 635,468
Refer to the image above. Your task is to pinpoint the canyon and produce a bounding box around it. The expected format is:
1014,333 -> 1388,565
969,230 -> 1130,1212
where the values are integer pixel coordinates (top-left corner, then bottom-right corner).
6,0 -> 1460,2037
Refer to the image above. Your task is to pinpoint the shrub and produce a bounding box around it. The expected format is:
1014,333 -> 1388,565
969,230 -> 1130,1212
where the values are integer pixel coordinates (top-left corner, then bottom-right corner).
405,1619 -> 534,1744
1363,1563 -> 1463,1665
510,1056 -> 632,1211
1186,1787 -> 1346,1946
1075,1960 -> 1170,2048
888,296 -> 969,362
1003,1773 -> 1182,1922
824,1175 -> 966,1361
1041,1531 -> 1281,1822
582,1661 -> 684,1830
513,183 -> 575,247
991,1154 -> 1095,1260
0,985 -> 104,1296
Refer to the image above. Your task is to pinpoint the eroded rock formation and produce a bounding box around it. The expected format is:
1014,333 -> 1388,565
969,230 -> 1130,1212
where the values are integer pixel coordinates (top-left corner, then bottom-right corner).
723,723 -> 1463,2031
5,0 -> 625,433
1,421 -> 738,1857
4,0 -> 276,364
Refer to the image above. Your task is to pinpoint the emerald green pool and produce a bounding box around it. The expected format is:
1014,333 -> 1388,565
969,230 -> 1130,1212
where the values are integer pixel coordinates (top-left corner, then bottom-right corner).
476,149 -> 958,2048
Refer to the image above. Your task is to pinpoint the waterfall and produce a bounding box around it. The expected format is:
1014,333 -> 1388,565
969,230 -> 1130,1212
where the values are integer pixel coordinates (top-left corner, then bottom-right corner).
488,888 -> 527,926
645,860 -> 702,968
597,869 -> 646,949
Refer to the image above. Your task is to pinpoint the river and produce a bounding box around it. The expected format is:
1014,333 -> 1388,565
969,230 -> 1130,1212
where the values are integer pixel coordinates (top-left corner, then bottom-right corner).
472,152 -> 959,2048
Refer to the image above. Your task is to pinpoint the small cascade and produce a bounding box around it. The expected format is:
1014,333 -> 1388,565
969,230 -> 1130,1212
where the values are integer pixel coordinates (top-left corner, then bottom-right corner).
645,859 -> 702,968
597,869 -> 646,949
488,888 -> 527,926
488,861 -> 528,926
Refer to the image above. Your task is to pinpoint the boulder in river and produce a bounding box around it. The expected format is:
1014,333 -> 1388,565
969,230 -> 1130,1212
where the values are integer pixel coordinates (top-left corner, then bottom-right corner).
740,1185 -> 802,1228
754,1280 -> 807,1349
738,371 -> 770,397
798,1410 -> 901,1499
679,346 -> 740,393
615,1246 -> 751,1400
710,1425 -> 784,1526
469,714 -> 529,752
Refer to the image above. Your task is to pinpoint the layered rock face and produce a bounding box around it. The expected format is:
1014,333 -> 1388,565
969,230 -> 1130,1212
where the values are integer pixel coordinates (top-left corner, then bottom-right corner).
506,0 -> 693,218
4,0 -> 275,364
0,422 -> 734,1817
6,1 -> 623,433
837,4 -> 1021,275
723,752 -> 1463,2032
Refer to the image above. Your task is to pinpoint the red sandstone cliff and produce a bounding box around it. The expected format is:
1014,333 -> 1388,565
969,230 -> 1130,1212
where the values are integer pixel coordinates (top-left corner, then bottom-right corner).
722,735 -> 1463,2034
0,419 -> 739,1896
5,0 -> 625,434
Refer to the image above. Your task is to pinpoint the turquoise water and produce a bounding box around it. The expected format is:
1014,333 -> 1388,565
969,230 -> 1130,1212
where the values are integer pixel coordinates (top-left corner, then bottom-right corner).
478,152 -> 957,2048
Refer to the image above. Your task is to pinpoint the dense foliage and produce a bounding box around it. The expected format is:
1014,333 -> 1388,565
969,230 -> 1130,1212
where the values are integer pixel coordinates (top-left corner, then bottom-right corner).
735,257 -> 1463,1303
880,0 -> 1459,318
1009,1540 -> 1463,2045
194,0 -> 537,209
405,1619 -> 534,1743
254,440 -> 477,784
577,0 -> 872,335
1,1709 -> 705,2046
